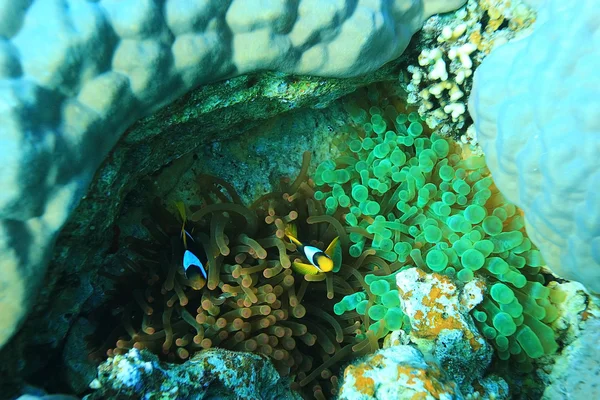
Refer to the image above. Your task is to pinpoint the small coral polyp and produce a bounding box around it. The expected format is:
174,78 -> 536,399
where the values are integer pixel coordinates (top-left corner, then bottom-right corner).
104,163 -> 363,398
320,84 -> 560,370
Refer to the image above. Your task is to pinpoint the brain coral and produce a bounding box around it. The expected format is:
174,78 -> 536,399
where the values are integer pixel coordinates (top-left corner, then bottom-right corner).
468,0 -> 600,293
0,0 -> 467,349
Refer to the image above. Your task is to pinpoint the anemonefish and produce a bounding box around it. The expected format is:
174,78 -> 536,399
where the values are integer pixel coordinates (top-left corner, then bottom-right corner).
175,202 -> 208,289
285,224 -> 341,275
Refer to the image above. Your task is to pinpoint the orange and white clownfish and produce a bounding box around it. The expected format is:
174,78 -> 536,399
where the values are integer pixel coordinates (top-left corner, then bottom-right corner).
175,202 -> 207,289
284,224 -> 341,275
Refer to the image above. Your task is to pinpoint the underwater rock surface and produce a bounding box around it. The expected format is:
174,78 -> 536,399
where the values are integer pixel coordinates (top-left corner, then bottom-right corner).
396,268 -> 493,389
542,314 -> 600,399
339,344 -> 462,400
85,347 -> 301,400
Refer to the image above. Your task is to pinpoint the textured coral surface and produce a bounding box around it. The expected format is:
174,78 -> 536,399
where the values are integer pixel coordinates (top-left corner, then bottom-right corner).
403,0 -> 537,145
468,0 -> 600,293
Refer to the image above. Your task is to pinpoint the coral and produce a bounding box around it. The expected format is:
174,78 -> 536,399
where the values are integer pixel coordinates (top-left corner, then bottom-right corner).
338,344 -> 462,400
86,347 -> 301,400
542,319 -> 600,398
546,282 -> 599,346
541,288 -> 600,399
316,84 -> 561,369
402,0 -> 536,148
395,267 -> 491,388
393,267 -> 511,398
468,0 -> 600,294
0,0 -> 468,350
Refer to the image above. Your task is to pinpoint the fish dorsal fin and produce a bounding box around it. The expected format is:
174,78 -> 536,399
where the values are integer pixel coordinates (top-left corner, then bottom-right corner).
175,201 -> 187,221
181,227 -> 188,249
324,236 -> 342,272
176,201 -> 188,248
324,236 -> 339,257
284,224 -> 304,247
285,223 -> 298,239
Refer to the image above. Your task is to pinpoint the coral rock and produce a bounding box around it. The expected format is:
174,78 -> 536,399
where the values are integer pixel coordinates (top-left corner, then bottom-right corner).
85,348 -> 301,400
468,0 -> 600,293
339,344 -> 462,400
543,317 -> 600,399
396,268 -> 492,387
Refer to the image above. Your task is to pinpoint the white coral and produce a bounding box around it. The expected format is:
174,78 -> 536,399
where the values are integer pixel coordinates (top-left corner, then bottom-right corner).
468,0 -> 600,293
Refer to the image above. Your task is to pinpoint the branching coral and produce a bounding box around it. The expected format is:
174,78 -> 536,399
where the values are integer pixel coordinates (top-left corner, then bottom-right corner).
314,83 -> 562,371
96,154 -> 371,399
402,0 -> 537,147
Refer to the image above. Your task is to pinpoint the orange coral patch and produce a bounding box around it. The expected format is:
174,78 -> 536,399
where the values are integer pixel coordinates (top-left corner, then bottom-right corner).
346,365 -> 375,396
421,286 -> 443,308
467,331 -> 483,351
397,365 -> 415,382
400,289 -> 413,300
415,312 -> 463,339
414,310 -> 424,320
408,366 -> 456,398
371,354 -> 386,368
581,310 -> 592,321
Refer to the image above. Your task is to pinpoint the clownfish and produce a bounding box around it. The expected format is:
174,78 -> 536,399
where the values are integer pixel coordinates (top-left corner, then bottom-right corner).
285,224 -> 341,275
175,202 -> 207,289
